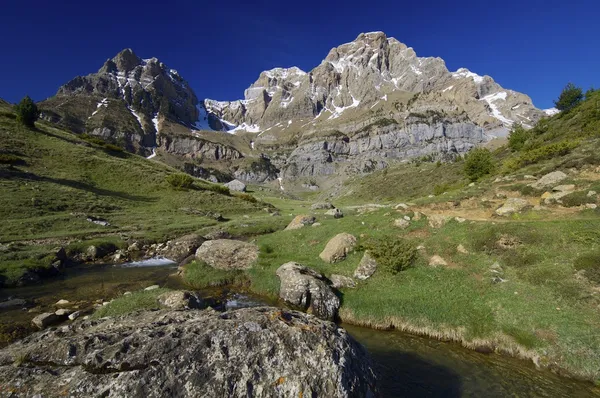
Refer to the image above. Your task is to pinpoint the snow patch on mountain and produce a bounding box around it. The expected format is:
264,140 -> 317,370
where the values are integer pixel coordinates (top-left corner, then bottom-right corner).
452,68 -> 484,84
89,98 -> 109,118
329,96 -> 360,120
543,107 -> 560,116
152,114 -> 160,133
481,91 -> 514,126
230,123 -> 261,133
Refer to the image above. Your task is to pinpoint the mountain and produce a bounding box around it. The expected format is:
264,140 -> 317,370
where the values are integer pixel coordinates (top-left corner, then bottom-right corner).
39,32 -> 547,186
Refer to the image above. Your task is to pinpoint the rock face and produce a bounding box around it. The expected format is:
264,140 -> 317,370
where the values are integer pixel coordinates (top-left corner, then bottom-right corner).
285,215 -> 316,230
0,308 -> 377,397
354,251 -> 378,280
495,198 -> 533,216
276,262 -> 341,321
195,239 -> 259,270
320,233 -> 357,263
224,179 -> 247,192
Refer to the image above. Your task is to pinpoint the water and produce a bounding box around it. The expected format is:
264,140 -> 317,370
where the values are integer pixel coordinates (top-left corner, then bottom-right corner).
1,263 -> 599,397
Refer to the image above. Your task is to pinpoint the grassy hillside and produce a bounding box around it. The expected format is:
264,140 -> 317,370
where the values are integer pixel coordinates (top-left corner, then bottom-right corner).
0,101 -> 272,285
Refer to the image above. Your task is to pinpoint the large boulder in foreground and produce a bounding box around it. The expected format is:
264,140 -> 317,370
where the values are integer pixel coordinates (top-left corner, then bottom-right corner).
276,262 -> 340,321
320,233 -> 357,263
195,239 -> 258,270
0,308 -> 377,397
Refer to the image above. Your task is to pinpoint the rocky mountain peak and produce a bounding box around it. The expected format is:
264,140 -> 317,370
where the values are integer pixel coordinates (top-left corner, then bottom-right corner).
111,48 -> 142,73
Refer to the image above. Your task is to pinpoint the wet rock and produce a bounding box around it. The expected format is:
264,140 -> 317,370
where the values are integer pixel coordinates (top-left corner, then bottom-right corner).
354,251 -> 378,280
157,291 -> 205,310
495,198 -> 532,216
284,215 -> 316,230
311,202 -> 335,210
330,274 -> 356,289
319,233 -> 357,263
1,308 -> 377,397
195,239 -> 259,270
159,234 -> 205,263
276,262 -> 340,321
31,313 -> 62,329
325,208 -> 344,218
224,179 -> 246,192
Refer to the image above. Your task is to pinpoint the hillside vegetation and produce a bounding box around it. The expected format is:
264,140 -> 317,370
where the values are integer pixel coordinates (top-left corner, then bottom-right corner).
0,101 -> 271,285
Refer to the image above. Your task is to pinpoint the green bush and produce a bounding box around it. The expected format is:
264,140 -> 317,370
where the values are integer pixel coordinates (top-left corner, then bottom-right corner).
205,183 -> 230,195
519,140 -> 578,165
166,173 -> 194,189
367,237 -> 417,274
554,82 -> 583,112
14,96 -> 39,128
508,123 -> 530,152
235,193 -> 258,203
464,148 -> 495,182
433,183 -> 451,196
560,191 -> 597,207
574,252 -> 600,283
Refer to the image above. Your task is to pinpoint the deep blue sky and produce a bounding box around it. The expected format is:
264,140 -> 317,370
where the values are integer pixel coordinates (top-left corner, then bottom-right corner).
1,0 -> 597,109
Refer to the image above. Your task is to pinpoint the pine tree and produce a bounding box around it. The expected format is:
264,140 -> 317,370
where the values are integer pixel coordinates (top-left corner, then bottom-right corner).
554,83 -> 583,111
14,96 -> 39,128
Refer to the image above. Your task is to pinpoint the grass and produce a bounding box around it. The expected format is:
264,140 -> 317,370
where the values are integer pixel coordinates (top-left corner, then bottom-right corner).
92,288 -> 170,318
0,107 -> 268,285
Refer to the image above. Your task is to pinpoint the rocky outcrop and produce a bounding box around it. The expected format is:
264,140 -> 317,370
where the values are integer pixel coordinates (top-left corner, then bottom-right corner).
530,171 -> 568,189
495,198 -> 533,216
285,215 -> 316,230
276,262 -> 341,321
0,308 -> 378,397
354,252 -> 378,280
158,134 -> 243,161
195,239 -> 259,270
320,233 -> 357,263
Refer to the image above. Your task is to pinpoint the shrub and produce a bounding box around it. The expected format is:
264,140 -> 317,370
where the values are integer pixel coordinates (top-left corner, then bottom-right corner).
235,193 -> 258,203
205,183 -> 230,195
367,237 -> 417,274
166,173 -> 194,189
14,96 -> 39,128
554,82 -> 583,112
519,140 -> 578,165
433,183 -> 451,196
560,191 -> 597,207
508,123 -> 530,152
464,148 -> 495,182
574,252 -> 600,283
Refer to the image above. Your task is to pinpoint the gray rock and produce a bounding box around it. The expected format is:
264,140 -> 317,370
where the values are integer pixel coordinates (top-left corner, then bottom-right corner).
311,202 -> 335,210
55,299 -> 70,306
276,262 -> 340,321
224,179 -> 246,192
320,233 -> 357,263
495,198 -> 533,216
393,218 -> 410,229
429,255 -> 448,267
354,251 -> 378,280
428,214 -> 451,228
31,313 -> 62,329
144,285 -> 160,291
54,309 -> 72,317
330,274 -> 356,289
157,290 -> 205,310
325,208 -> 344,218
530,171 -> 567,189
157,234 -> 205,263
2,308 -> 377,397
68,311 -> 83,321
195,239 -> 259,270
284,215 -> 316,230
552,184 -> 575,192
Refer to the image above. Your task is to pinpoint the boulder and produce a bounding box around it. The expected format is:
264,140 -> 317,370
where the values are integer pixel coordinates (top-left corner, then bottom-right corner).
284,215 -> 316,230
0,298 -> 28,310
1,308 -> 377,397
457,244 -> 469,254
325,208 -> 344,218
319,233 -> 357,263
553,184 -> 575,193
31,312 -> 62,329
354,251 -> 378,280
55,299 -> 70,306
495,198 -> 533,216
157,290 -> 205,310
144,285 -> 160,291
429,255 -> 448,267
394,203 -> 409,210
393,218 -> 410,229
195,239 -> 259,270
159,234 -> 205,263
428,214 -> 451,228
224,179 -> 246,192
311,202 -> 335,210
330,274 -> 356,289
276,262 -> 340,321
530,171 -> 567,189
